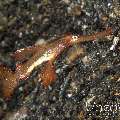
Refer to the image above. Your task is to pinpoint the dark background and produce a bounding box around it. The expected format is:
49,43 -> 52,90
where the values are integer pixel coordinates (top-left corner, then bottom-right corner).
0,0 -> 120,119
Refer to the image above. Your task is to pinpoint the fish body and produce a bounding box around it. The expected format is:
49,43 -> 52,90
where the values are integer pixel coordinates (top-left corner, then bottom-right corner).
0,28 -> 112,99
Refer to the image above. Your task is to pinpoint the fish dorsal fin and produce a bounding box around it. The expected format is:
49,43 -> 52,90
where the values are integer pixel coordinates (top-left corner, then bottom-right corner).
11,44 -> 47,63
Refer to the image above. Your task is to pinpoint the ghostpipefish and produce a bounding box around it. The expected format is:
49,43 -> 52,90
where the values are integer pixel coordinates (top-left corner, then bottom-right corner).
0,28 -> 112,100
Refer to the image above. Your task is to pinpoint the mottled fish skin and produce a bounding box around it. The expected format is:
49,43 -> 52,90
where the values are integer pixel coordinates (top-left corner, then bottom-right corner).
0,65 -> 16,99
16,35 -> 73,80
0,28 -> 112,99
16,28 -> 112,81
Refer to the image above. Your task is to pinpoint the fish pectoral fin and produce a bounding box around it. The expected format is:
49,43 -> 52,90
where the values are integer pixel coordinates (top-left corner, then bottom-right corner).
39,61 -> 56,87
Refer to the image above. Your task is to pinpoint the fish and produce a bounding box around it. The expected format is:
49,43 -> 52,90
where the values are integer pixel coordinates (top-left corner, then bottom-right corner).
0,28 -> 112,99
